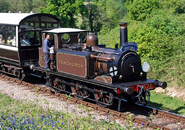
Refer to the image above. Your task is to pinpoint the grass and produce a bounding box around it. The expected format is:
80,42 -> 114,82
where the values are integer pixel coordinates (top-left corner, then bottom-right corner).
146,52 -> 185,88
0,93 -> 130,130
149,91 -> 185,116
0,89 -> 185,129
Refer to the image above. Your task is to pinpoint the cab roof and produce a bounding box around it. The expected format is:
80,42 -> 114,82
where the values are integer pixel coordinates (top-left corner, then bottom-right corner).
0,13 -> 61,26
42,28 -> 88,34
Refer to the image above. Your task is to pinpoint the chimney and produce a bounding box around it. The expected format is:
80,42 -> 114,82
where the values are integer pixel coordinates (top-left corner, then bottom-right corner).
119,23 -> 128,47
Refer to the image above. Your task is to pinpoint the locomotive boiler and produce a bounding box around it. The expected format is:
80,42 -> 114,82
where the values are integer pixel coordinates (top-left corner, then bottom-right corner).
0,13 -> 167,111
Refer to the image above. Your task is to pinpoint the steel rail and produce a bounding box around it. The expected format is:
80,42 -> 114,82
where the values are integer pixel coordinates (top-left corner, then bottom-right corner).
0,74 -> 185,130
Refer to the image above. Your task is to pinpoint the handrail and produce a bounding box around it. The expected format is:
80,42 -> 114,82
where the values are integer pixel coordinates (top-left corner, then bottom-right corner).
90,54 -> 115,61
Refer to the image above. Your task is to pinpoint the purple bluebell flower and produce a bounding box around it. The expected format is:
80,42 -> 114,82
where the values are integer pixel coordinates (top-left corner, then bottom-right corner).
40,115 -> 45,118
132,124 -> 135,127
8,115 -> 11,120
7,127 -> 11,130
22,121 -> 26,125
13,118 -> 16,123
61,115 -> 64,119
50,120 -> 53,124
141,122 -> 144,125
20,115 -> 25,120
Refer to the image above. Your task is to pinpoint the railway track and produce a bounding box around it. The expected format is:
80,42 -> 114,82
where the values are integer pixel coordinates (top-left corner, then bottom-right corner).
0,74 -> 185,130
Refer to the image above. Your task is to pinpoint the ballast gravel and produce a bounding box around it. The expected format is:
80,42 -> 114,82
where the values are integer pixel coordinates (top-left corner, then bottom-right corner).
0,78 -> 135,128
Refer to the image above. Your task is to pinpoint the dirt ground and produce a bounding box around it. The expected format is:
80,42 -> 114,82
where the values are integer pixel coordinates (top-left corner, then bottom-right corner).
154,82 -> 185,101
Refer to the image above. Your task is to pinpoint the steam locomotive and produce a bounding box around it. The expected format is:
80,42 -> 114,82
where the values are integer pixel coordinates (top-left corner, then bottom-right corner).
0,13 -> 167,110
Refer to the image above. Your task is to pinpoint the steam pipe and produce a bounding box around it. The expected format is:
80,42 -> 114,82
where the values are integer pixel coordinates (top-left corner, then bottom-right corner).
90,54 -> 115,61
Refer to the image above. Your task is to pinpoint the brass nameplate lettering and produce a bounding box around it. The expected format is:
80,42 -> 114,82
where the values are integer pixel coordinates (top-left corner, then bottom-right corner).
59,59 -> 83,68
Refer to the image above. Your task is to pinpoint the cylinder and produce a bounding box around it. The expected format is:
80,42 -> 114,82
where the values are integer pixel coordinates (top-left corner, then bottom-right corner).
119,23 -> 128,48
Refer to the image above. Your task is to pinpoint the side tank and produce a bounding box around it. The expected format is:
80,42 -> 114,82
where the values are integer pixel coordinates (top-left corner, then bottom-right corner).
56,49 -> 96,78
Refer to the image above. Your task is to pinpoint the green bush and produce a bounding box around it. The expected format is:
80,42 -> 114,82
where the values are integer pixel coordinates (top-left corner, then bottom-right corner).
161,0 -> 182,13
147,10 -> 185,36
128,22 -> 177,60
127,10 -> 185,60
98,26 -> 120,48
126,0 -> 161,21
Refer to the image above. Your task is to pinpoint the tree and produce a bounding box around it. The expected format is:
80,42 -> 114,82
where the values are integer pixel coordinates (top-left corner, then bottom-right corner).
0,0 -> 46,13
32,0 -> 47,13
161,0 -> 185,14
105,0 -> 126,26
40,0 -> 88,27
126,0 -> 161,21
0,0 -> 10,12
7,0 -> 33,13
80,3 -> 110,33
96,0 -> 127,29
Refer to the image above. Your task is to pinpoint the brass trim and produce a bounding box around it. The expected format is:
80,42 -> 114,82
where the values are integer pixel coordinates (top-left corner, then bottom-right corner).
90,54 -> 115,61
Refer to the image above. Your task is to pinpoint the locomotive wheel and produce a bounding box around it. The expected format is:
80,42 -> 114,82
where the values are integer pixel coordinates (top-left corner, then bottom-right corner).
71,83 -> 89,100
94,88 -> 114,107
53,78 -> 66,92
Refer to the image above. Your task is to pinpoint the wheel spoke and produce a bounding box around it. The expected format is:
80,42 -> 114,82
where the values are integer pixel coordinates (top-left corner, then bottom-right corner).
71,84 -> 88,100
105,98 -> 109,103
94,89 -> 114,107
103,98 -> 105,103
